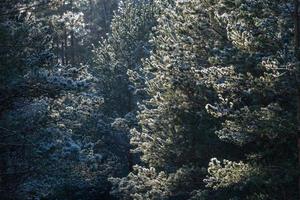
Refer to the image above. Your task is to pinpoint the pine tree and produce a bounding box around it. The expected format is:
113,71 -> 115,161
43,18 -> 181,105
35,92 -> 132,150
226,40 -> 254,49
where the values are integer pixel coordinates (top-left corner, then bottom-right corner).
0,1 -> 122,198
1,0 -> 299,199
93,0 -> 156,116
111,0 -> 299,199
110,1 -> 226,199
202,0 -> 298,199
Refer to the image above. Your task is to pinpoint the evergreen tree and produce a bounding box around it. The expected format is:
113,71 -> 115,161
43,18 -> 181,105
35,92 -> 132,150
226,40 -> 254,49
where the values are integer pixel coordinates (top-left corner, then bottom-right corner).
93,0 -> 156,116
110,1 -> 226,199
202,0 -> 298,199
111,0 -> 299,199
93,0 -> 157,177
1,0 -> 299,199
0,1 -> 121,198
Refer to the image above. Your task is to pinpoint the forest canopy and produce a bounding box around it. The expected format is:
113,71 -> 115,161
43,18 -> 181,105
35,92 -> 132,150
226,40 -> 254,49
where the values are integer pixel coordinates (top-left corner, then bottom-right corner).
0,0 -> 299,199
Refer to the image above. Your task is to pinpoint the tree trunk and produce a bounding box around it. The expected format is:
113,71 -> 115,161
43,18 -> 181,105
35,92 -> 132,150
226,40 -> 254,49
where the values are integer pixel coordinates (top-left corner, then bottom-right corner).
61,41 -> 65,65
70,0 -> 75,66
56,39 -> 59,64
127,149 -> 133,172
294,0 -> 300,198
127,90 -> 133,172
70,30 -> 75,66
64,28 -> 68,65
89,0 -> 95,38
102,0 -> 108,34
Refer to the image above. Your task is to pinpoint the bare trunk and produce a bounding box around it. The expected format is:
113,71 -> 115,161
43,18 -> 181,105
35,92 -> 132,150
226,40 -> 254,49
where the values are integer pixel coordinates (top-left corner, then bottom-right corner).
102,0 -> 108,33
56,39 -> 60,64
61,41 -> 65,65
294,0 -> 300,198
64,28 -> 68,65
70,0 -> 75,66
70,30 -> 75,66
127,91 -> 133,172
127,149 -> 133,172
89,0 -> 95,37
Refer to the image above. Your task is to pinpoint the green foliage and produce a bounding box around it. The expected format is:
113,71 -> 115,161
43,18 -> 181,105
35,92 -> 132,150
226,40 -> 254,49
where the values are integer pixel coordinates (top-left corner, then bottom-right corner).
111,0 -> 299,199
93,0 -> 156,115
205,158 -> 258,189
110,165 -> 206,200
110,0 -> 222,199
0,0 -> 121,199
198,0 -> 298,199
1,0 -> 299,199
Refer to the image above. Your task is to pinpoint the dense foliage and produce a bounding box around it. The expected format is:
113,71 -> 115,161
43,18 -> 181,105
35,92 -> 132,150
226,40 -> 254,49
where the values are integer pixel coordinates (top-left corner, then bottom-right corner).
0,0 -> 299,199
